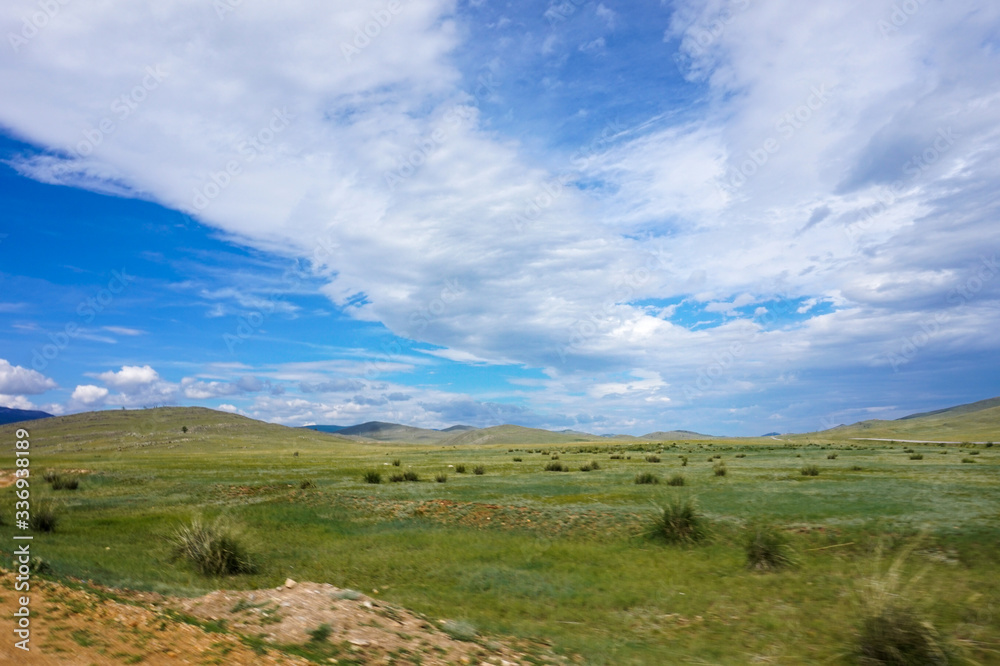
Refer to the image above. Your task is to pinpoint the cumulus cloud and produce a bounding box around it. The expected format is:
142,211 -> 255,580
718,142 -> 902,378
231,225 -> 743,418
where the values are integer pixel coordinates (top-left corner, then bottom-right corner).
0,359 -> 57,394
71,384 -> 109,405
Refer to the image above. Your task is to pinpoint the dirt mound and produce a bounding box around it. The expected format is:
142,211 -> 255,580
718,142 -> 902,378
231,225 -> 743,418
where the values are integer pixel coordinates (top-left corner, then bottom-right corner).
0,571 -> 553,665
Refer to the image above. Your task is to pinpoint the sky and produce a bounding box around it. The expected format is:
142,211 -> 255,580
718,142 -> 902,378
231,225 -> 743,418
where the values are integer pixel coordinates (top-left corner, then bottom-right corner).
0,0 -> 998,436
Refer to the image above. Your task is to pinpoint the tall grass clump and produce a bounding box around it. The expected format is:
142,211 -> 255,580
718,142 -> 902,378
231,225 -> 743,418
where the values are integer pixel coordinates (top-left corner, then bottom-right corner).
473,465 -> 485,475
635,472 -> 659,485
171,517 -> 256,576
50,475 -> 80,490
909,453 -> 924,460
29,500 -> 59,533
856,545 -> 948,665
667,473 -> 685,487
363,471 -> 382,484
435,473 -> 447,483
545,461 -> 568,472
713,462 -> 728,477
744,523 -> 794,571
801,465 -> 820,476
441,620 -> 478,642
645,455 -> 661,463
455,464 -> 467,474
650,497 -> 707,544
580,461 -> 600,472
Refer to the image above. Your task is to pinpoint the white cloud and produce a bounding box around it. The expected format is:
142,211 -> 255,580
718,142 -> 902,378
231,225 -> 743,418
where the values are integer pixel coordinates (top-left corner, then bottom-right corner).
71,384 -> 109,405
0,394 -> 37,410
0,359 -> 57,394
96,365 -> 161,390
1,1 -> 999,432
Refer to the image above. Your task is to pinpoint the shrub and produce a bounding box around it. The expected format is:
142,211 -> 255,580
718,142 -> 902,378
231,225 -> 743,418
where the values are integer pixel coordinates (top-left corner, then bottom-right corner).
29,501 -> 59,533
961,457 -> 975,463
181,426 -> 188,434
713,463 -> 727,477
827,453 -> 838,460
363,471 -> 382,484
441,620 -> 477,642
634,472 -> 659,485
909,453 -> 924,460
389,473 -> 405,482
801,465 -> 820,476
43,469 -> 59,483
580,461 -> 600,472
850,465 -> 863,471
50,475 -> 80,490
435,473 -> 447,483
307,623 -> 332,643
544,461 -> 567,472
609,454 -> 623,460
650,497 -> 706,544
735,453 -> 746,458
970,450 -> 979,455
745,523 -> 794,571
392,459 -> 401,467
455,464 -> 467,474
681,457 -> 688,467
473,465 -> 485,475
588,460 -> 600,470
645,455 -> 661,463
550,454 -> 560,460
857,605 -> 947,665
171,517 -> 256,576
299,479 -> 315,489
512,457 -> 522,462
667,473 -> 685,487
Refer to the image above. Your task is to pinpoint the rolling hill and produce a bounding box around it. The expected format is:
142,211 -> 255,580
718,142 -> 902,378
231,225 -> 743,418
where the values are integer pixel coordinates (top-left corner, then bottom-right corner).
805,396 -> 1000,442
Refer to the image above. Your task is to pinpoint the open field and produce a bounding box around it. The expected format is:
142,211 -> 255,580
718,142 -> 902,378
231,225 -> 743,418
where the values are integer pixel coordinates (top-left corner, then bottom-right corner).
2,407 -> 999,664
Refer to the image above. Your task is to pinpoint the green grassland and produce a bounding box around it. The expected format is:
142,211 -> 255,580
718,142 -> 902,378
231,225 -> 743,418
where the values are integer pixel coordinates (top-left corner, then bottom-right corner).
1,407 -> 999,664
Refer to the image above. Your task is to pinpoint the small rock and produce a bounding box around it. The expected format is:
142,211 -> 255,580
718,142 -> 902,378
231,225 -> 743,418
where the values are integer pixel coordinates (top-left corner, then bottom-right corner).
284,578 -> 297,588
349,638 -> 370,647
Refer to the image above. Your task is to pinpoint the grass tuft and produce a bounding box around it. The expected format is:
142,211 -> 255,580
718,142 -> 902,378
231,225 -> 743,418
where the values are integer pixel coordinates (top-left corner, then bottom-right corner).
634,472 -> 659,485
666,473 -> 685,487
435,473 -> 447,483
455,464 -> 467,474
545,461 -> 568,472
801,465 -> 820,476
744,523 -> 794,571
645,455 -> 661,463
171,517 -> 256,576
650,497 -> 707,544
713,462 -> 727,477
909,453 -> 924,460
473,465 -> 486,475
29,500 -> 59,533
307,623 -> 332,643
441,619 -> 478,642
50,475 -> 80,490
362,471 -> 382,484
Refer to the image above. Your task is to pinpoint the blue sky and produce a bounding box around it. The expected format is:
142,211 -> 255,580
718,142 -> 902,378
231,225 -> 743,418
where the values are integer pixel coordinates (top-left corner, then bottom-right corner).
1,0 -> 999,435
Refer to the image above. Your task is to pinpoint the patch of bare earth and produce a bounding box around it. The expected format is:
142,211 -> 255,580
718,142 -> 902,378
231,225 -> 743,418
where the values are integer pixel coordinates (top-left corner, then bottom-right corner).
1,571 -> 558,665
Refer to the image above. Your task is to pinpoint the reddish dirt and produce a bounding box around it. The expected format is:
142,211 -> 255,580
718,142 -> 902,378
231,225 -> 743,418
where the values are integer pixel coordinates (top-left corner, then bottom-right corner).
0,571 -> 559,665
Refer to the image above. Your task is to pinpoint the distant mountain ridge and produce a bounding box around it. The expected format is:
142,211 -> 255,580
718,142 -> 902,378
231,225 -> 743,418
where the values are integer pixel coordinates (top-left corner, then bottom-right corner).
0,406 -> 53,426
301,420 -> 717,444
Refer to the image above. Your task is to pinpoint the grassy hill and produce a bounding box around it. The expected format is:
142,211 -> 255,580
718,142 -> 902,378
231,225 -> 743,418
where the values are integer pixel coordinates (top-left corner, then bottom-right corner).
440,424 -> 603,446
0,405 -> 53,425
798,397 -> 1000,442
